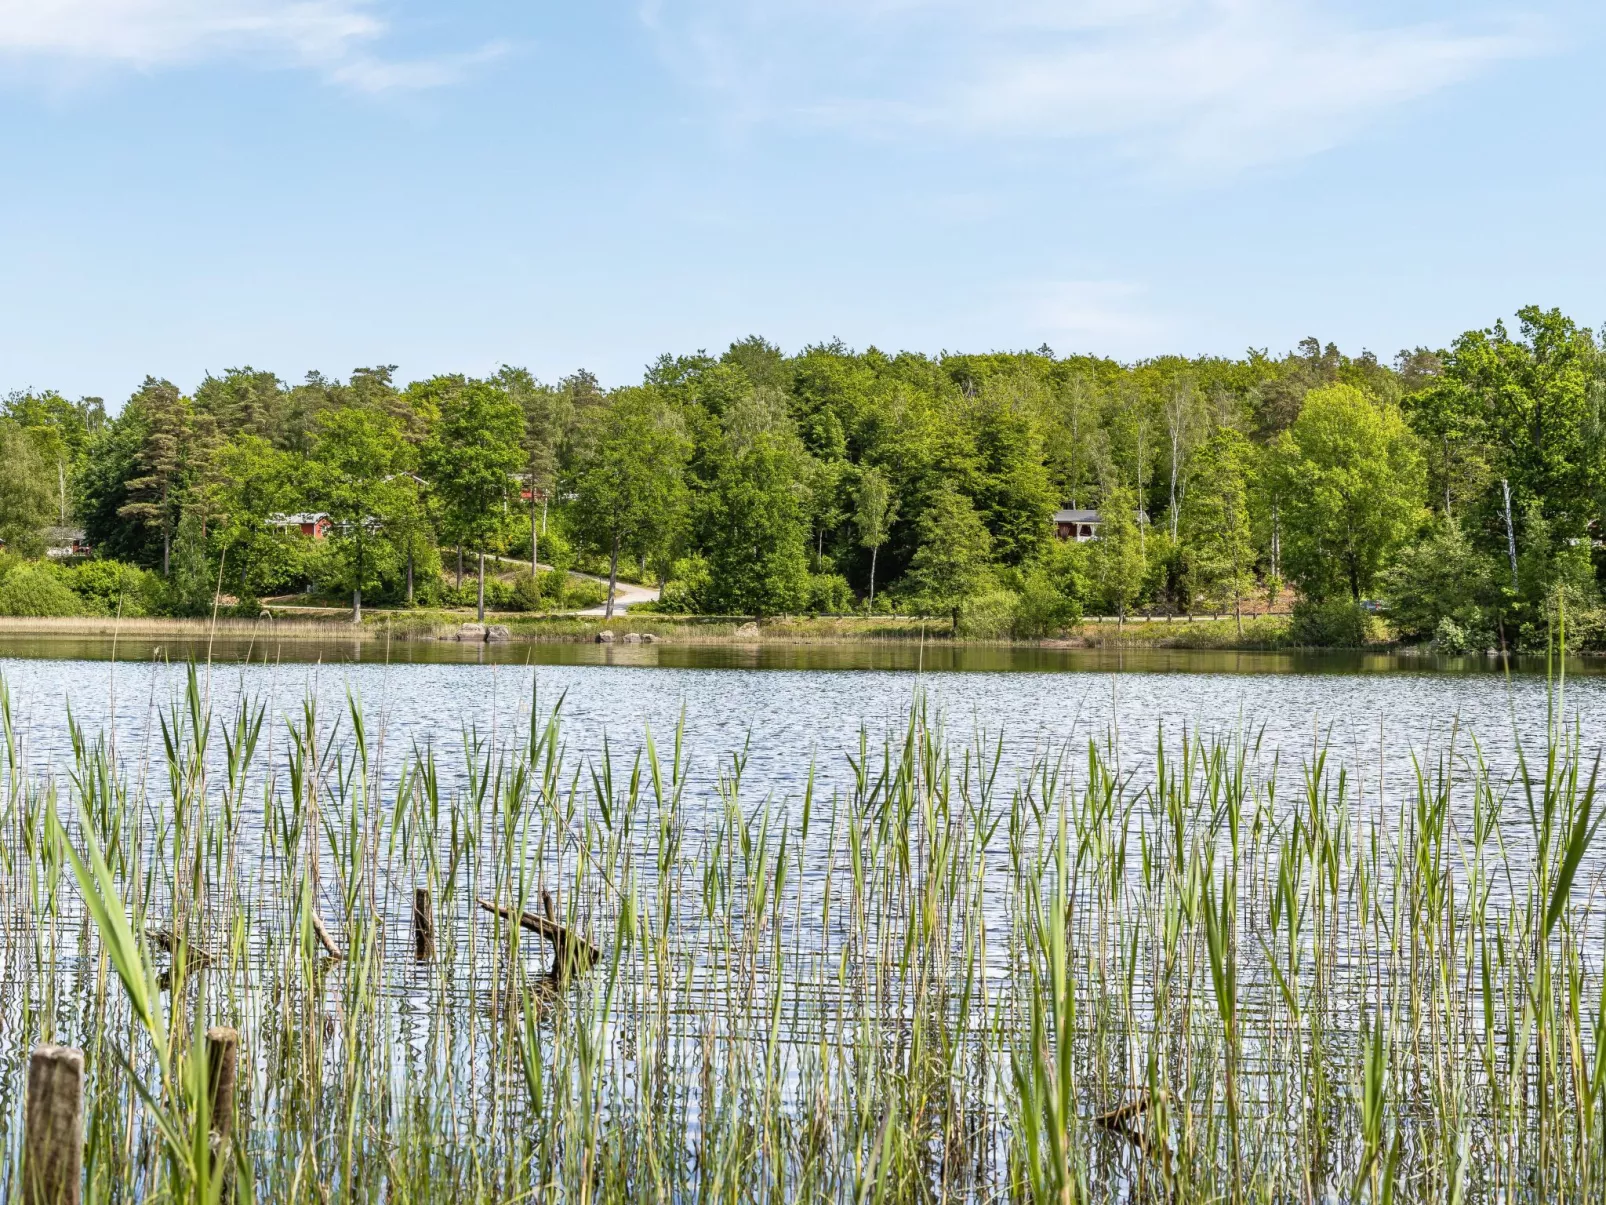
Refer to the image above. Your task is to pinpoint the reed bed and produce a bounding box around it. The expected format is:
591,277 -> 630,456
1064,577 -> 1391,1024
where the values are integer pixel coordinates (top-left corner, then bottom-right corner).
0,666 -> 1602,1202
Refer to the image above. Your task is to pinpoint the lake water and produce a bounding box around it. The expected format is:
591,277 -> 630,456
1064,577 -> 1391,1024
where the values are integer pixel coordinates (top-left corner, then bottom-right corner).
4,636 -> 1604,1198
1,635 -> 1599,826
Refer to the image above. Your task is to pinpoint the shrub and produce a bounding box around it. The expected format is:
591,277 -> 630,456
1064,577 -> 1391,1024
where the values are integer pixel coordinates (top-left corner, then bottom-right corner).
956,588 -> 1018,639
0,563 -> 85,617
561,576 -> 607,610
1432,616 -> 1474,655
652,556 -> 712,614
1289,598 -> 1380,647
68,559 -> 164,616
1012,564 -> 1082,638
509,572 -> 544,612
1380,519 -> 1497,643
805,573 -> 853,615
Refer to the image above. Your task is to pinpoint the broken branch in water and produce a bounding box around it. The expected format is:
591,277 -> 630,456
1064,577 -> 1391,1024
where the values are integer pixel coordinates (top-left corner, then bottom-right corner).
477,892 -> 600,979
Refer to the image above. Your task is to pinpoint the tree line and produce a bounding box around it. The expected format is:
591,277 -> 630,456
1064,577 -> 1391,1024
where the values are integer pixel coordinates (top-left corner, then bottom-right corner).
1,305 -> 1602,647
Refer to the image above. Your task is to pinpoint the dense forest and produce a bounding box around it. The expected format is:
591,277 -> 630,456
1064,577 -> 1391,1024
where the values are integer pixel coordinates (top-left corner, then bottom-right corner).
1,305 -> 1602,648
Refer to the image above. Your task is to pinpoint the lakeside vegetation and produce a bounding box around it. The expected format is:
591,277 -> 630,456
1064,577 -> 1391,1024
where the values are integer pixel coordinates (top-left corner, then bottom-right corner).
2,304 -> 1603,647
3,673 -> 1603,1200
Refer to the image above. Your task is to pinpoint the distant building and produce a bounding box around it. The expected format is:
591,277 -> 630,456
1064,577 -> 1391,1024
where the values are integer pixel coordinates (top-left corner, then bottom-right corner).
43,526 -> 90,558
268,512 -> 332,539
1053,508 -> 1101,541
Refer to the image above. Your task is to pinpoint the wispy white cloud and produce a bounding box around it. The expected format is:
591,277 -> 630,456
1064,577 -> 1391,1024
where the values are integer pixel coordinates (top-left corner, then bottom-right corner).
642,1 -> 1544,172
0,0 -> 498,91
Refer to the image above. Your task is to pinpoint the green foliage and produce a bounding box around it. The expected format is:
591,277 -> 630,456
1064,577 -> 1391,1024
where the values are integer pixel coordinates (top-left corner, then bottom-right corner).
805,572 -> 853,614
67,559 -> 165,617
1181,429 -> 1257,616
1275,384 -> 1425,602
963,376 -> 1057,564
0,421 -> 57,557
698,438 -> 812,616
164,511 -> 216,617
419,377 -> 525,551
1089,484 -> 1146,619
568,387 -> 691,613
22,309 -> 1606,642
1289,598 -> 1380,647
1380,518 -> 1498,644
1011,539 -> 1086,637
0,561 -> 84,616
904,485 -> 994,630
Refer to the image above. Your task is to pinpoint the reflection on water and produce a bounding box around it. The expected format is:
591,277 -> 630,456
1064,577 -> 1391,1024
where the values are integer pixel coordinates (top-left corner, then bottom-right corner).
1,635 -> 1600,816
0,631 -> 1600,675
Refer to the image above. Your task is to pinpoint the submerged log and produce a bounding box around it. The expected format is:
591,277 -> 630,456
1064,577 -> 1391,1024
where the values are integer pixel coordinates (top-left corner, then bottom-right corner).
477,893 -> 601,979
146,927 -> 215,966
309,911 -> 344,960
1094,1089 -> 1172,1174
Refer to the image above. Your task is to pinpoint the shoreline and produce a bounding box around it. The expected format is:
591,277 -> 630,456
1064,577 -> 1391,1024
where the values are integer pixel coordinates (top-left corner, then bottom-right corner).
0,610 -> 1298,647
0,610 -> 1443,654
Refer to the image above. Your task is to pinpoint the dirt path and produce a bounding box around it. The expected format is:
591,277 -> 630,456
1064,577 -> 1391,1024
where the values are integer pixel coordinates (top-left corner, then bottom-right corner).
484,555 -> 661,615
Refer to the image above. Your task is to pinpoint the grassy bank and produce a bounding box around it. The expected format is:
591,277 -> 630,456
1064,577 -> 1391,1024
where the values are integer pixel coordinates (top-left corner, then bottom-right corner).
2,674 -> 1601,1200
0,610 -> 1318,650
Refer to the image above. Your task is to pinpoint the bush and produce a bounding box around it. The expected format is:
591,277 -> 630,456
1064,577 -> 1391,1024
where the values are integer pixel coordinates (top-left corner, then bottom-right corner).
0,563 -> 85,617
651,556 -> 712,614
68,559 -> 164,616
561,576 -> 608,610
1432,616 -> 1475,654
508,572 -> 544,612
956,588 -> 1018,639
805,573 -> 853,614
1380,520 -> 1497,644
1012,564 -> 1082,638
1289,598 -> 1380,647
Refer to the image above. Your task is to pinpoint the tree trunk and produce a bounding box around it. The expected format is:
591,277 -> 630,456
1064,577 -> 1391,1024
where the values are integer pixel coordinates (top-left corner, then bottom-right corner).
477,551 -> 486,622
406,549 -> 414,605
456,546 -> 463,590
605,537 -> 620,620
868,545 -> 878,606
531,499 -> 539,577
162,528 -> 171,577
353,584 -> 362,624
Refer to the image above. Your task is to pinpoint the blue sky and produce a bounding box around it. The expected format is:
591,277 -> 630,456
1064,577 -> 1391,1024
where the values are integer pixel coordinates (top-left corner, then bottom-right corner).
1,1 -> 1601,406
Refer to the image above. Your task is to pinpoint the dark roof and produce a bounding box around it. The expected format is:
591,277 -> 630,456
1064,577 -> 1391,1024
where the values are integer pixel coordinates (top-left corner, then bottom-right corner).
1053,509 -> 1101,524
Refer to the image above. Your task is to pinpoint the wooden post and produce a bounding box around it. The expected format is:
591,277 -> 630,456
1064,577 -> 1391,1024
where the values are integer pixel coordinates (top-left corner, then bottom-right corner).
413,887 -> 435,961
205,1027 -> 238,1196
25,1044 -> 83,1205
206,1027 -> 238,1141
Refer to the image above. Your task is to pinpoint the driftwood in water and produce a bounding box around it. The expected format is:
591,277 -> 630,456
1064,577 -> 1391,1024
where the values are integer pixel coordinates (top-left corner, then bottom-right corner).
147,927 -> 214,966
309,911 -> 343,960
477,891 -> 600,979
148,927 -> 215,989
1094,1089 -> 1173,1176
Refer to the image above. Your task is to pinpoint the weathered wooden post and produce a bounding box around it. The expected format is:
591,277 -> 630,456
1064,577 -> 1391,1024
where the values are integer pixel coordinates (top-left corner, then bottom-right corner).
206,1027 -> 238,1140
205,1026 -> 238,1197
25,1044 -> 83,1205
413,887 -> 435,961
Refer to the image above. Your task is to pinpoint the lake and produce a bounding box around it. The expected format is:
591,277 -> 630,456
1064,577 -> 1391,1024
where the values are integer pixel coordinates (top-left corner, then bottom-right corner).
1,635 -> 1598,806
3,635 -> 1603,1200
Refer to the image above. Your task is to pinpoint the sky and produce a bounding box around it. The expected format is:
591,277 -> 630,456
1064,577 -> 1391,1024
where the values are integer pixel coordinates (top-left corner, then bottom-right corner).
1,0 -> 1602,407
